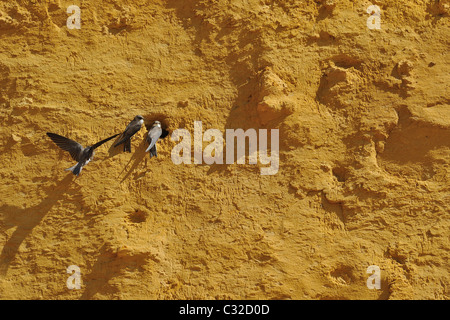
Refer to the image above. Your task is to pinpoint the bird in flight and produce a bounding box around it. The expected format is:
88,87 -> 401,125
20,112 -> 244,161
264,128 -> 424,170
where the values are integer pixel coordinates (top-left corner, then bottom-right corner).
46,132 -> 119,176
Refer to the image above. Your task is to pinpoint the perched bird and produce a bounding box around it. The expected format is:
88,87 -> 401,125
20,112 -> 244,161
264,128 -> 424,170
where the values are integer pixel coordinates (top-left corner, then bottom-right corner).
145,121 -> 162,158
46,132 -> 119,176
114,115 -> 144,152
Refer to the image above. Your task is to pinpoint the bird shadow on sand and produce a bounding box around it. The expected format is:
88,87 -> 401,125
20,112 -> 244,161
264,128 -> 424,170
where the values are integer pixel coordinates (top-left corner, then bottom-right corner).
0,174 -> 75,276
106,135 -> 125,158
118,138 -> 150,183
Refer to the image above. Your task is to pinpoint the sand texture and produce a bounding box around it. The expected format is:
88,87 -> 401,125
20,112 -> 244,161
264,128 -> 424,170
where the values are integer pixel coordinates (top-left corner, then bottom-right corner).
0,0 -> 449,299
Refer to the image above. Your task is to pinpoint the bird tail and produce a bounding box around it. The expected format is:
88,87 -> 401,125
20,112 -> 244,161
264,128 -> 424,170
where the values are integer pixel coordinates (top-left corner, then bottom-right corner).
113,135 -> 126,147
149,145 -> 157,158
145,140 -> 155,153
65,163 -> 82,176
124,139 -> 131,153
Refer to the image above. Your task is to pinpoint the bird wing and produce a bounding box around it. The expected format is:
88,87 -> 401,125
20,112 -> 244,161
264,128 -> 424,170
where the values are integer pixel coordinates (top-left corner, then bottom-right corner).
91,133 -> 120,149
46,132 -> 84,162
149,144 -> 157,158
114,121 -> 142,147
145,127 -> 162,152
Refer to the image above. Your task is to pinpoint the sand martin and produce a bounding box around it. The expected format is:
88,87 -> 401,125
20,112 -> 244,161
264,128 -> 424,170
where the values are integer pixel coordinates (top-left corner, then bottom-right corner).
46,132 -> 119,176
145,121 -> 162,158
114,115 -> 144,152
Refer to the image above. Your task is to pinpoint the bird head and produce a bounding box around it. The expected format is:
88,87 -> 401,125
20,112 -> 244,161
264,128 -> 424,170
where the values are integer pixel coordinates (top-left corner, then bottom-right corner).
135,115 -> 144,125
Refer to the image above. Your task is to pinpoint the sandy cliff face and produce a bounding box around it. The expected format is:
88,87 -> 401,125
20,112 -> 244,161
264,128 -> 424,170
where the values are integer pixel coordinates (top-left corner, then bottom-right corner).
0,0 -> 448,300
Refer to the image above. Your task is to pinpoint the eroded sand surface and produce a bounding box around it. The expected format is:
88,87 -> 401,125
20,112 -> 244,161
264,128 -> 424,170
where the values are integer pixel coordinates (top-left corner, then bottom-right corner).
0,0 -> 449,299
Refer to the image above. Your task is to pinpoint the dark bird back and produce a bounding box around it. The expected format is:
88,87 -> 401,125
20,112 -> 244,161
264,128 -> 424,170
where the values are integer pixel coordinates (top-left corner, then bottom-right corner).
114,115 -> 144,152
